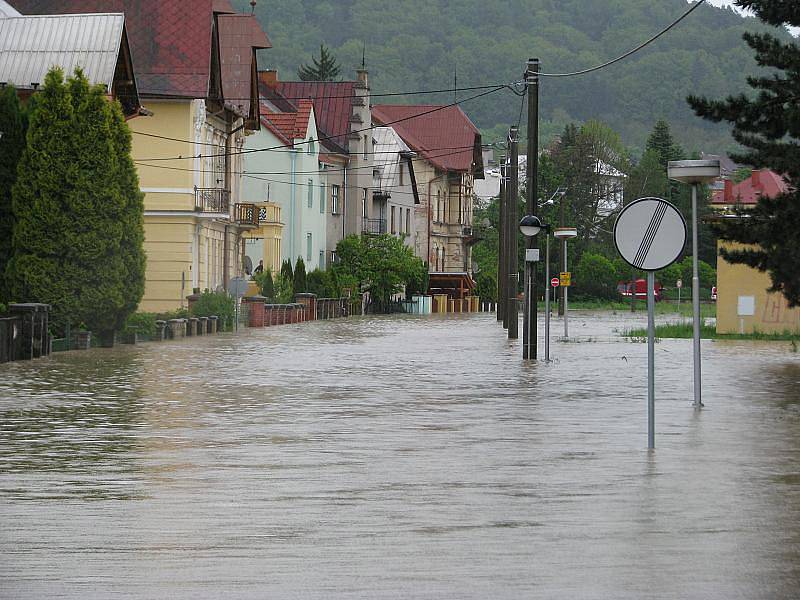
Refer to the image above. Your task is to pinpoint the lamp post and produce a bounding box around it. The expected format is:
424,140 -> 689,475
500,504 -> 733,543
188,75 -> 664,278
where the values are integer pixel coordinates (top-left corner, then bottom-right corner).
553,227 -> 577,338
667,159 -> 721,409
520,215 -> 550,360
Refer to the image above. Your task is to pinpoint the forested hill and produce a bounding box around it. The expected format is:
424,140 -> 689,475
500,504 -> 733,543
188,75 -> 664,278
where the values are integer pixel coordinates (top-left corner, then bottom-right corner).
233,0 -> 791,154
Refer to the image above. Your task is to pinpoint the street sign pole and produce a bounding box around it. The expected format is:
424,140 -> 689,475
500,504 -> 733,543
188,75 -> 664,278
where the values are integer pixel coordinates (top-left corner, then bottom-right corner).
691,183 -> 702,408
564,241 -> 569,339
614,197 -> 687,449
647,271 -> 656,450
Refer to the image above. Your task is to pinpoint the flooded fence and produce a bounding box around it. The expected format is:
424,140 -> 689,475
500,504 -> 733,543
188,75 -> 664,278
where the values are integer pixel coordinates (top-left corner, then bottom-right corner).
0,303 -> 51,364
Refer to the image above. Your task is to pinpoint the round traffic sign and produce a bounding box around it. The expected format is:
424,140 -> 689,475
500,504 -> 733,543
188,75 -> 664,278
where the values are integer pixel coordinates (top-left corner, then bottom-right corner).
551,277 -> 560,288
614,197 -> 686,272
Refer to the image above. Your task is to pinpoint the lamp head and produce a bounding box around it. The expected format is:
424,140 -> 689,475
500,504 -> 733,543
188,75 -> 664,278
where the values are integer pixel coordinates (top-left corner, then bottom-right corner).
519,214 -> 546,237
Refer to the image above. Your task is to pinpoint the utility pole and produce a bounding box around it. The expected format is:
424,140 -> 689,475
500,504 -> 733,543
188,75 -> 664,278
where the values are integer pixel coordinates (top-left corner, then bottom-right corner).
522,58 -> 539,359
498,155 -> 507,325
558,192 -> 566,317
507,128 -> 519,340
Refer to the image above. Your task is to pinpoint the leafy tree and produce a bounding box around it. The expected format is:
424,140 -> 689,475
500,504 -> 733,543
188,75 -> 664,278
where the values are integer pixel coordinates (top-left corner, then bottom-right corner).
573,252 -> 617,300
293,257 -> 307,293
297,44 -> 342,81
688,0 -> 800,305
5,68 -> 146,338
0,85 -> 25,302
333,234 -> 426,312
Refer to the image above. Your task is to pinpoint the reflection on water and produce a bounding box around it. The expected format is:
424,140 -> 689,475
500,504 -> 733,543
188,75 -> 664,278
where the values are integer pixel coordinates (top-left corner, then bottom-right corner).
1,312 -> 800,598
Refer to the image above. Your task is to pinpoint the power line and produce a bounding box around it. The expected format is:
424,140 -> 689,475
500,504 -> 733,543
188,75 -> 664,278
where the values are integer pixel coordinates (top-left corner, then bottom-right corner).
538,0 -> 707,77
117,82 -> 511,103
132,84 -> 509,162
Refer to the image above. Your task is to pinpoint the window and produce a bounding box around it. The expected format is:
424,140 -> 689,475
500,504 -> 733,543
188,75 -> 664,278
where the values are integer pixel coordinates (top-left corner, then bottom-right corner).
306,233 -> 312,262
406,208 -> 410,235
391,206 -> 396,234
307,179 -> 313,208
329,250 -> 338,265
308,138 -> 315,155
319,183 -> 326,214
363,135 -> 368,159
362,188 -> 368,218
319,250 -> 325,270
331,184 -> 340,214
436,190 -> 442,223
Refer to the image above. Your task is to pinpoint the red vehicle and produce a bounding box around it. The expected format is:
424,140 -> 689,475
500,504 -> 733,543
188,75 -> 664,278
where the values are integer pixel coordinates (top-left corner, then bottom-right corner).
618,279 -> 663,301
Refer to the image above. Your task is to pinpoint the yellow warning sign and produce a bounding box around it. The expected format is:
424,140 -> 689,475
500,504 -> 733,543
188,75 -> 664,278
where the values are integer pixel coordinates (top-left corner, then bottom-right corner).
559,272 -> 571,287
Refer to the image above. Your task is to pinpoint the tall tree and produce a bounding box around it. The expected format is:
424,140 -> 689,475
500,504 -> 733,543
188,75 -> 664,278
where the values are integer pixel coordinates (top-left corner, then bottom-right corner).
688,0 -> 800,305
297,44 -> 342,81
645,119 -> 685,169
6,68 -> 146,338
0,85 -> 25,302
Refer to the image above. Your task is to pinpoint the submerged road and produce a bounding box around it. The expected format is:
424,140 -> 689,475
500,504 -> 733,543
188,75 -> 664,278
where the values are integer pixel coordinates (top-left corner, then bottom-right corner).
2,311 -> 800,598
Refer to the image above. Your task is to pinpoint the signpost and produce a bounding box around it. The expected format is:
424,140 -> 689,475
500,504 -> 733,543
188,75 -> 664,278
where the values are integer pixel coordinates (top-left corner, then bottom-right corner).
559,272 -> 571,287
614,197 -> 687,449
228,276 -> 249,332
676,278 -> 683,304
551,277 -> 560,288
553,227 -> 577,339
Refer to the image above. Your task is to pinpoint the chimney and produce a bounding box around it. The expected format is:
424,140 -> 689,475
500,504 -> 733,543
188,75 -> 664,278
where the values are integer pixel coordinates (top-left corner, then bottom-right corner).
258,69 -> 278,88
751,169 -> 761,190
356,67 -> 369,89
724,178 -> 733,203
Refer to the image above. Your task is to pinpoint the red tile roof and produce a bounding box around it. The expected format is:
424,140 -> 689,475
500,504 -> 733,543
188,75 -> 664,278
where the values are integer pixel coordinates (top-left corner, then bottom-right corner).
712,169 -> 790,206
371,104 -> 483,174
260,99 -> 313,146
273,80 -> 357,153
218,13 -> 270,119
11,0 -> 269,103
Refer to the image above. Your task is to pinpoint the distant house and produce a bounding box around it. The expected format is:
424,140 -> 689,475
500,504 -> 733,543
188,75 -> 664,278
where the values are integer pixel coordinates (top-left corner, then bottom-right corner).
11,0 -> 271,311
241,99 -> 326,274
259,68 -> 373,265
0,6 -> 140,116
371,104 -> 484,299
711,169 -> 799,334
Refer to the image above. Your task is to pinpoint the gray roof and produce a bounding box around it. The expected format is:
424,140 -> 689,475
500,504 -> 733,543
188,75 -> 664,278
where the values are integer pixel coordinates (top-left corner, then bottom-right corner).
0,13 -> 125,91
0,1 -> 21,17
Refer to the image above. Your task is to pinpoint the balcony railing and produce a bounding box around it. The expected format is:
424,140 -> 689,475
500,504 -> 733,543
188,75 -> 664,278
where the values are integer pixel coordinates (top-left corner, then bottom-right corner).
194,187 -> 230,213
235,203 -> 258,226
362,218 -> 387,235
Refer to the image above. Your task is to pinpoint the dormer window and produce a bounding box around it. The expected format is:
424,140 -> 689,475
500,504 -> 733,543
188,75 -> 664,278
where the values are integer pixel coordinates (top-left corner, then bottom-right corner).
308,138 -> 315,155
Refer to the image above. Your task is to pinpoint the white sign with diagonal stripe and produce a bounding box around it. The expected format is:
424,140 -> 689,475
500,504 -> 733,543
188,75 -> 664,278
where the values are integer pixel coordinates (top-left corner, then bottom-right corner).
614,197 -> 686,272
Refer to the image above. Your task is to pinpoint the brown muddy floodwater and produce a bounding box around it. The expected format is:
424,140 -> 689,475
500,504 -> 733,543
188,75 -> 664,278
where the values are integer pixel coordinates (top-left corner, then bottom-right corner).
1,311 -> 800,599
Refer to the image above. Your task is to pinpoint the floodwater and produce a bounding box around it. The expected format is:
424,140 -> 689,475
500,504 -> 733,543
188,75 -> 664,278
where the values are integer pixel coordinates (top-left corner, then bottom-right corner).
1,311 -> 800,599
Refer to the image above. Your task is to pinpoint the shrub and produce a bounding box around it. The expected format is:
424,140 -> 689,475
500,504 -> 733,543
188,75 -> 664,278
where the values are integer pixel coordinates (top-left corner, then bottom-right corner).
293,257 -> 307,293
123,312 -> 157,337
273,274 -> 295,304
190,290 -> 235,324
254,269 -> 275,299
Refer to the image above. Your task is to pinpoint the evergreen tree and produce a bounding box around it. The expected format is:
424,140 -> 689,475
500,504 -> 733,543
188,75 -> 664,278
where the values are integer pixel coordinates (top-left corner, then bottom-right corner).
0,85 -> 25,302
645,120 -> 685,169
688,0 -> 800,305
280,258 -> 293,284
6,68 -> 145,337
297,44 -> 342,81
293,257 -> 307,293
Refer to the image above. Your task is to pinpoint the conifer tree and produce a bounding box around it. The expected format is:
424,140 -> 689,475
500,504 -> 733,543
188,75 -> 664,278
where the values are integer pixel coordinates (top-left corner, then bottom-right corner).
6,68 -> 145,336
293,257 -> 307,293
688,0 -> 800,305
297,44 -> 342,81
645,120 -> 684,169
0,85 -> 25,302
280,258 -> 293,283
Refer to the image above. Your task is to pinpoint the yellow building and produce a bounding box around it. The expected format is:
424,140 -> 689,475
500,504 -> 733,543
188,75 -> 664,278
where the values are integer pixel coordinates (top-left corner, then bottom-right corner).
716,242 -> 800,334
16,1 -> 272,312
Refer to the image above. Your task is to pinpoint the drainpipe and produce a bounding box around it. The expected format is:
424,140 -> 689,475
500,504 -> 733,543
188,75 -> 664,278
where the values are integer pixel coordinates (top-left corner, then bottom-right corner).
290,149 -> 297,261
343,158 -> 348,241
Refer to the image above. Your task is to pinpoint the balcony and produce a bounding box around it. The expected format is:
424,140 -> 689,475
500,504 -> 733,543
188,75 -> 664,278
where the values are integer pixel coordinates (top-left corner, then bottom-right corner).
234,203 -> 259,227
362,218 -> 387,235
194,187 -> 230,214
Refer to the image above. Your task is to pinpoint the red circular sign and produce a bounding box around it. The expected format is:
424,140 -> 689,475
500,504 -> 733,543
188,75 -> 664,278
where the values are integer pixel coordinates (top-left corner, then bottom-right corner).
551,277 -> 560,287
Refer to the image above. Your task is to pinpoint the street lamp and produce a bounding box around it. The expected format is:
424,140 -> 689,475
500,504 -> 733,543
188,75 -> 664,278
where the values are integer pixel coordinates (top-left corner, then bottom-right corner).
520,215 -> 551,360
553,226 -> 577,338
667,159 -> 721,409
